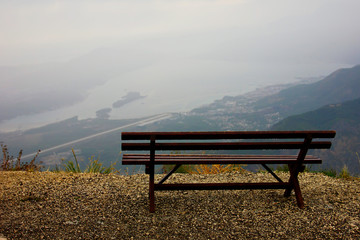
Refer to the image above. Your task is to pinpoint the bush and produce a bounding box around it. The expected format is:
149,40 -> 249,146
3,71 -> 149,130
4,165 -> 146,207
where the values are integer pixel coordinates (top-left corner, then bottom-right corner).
338,165 -> 351,179
59,148 -> 117,174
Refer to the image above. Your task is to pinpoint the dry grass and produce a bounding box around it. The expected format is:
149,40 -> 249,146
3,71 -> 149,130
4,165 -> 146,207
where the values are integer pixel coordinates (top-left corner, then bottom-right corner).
188,164 -> 245,174
1,144 -> 41,172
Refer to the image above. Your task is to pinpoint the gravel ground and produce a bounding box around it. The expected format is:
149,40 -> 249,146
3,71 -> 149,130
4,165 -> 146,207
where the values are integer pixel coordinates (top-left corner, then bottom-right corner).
0,171 -> 359,239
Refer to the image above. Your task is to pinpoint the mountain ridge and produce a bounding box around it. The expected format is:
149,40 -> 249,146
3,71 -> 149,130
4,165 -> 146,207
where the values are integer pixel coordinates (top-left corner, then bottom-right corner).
254,65 -> 360,118
271,97 -> 360,175
1,65 -> 360,174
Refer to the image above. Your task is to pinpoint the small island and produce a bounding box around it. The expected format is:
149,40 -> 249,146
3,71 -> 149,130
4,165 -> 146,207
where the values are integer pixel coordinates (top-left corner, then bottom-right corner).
112,92 -> 146,108
96,108 -> 112,119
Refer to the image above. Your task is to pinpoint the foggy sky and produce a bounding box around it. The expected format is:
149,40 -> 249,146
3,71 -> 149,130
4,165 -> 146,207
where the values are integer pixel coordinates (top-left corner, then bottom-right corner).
1,0 -> 360,66
1,0 -> 360,129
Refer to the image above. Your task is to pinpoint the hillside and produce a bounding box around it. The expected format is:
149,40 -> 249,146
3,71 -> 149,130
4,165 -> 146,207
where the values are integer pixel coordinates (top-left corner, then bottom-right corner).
254,65 -> 360,118
1,65 -> 360,174
1,171 -> 359,239
272,98 -> 360,175
138,80 -> 315,132
136,66 -> 360,175
0,82 -> 300,169
272,98 -> 360,130
146,65 -> 360,132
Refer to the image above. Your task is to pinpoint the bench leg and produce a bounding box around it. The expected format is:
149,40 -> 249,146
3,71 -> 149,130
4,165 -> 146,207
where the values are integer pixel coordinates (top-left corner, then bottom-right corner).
284,164 -> 304,208
284,185 -> 292,197
149,166 -> 155,213
292,175 -> 304,209
149,136 -> 156,213
284,164 -> 296,196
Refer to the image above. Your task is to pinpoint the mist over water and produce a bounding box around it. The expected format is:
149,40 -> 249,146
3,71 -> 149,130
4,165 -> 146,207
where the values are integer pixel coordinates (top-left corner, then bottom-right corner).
1,1 -> 359,132
0,60 -> 348,132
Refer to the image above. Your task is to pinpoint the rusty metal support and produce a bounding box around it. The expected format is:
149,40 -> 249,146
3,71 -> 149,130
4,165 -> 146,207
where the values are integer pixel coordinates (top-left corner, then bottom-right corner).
261,164 -> 283,183
158,164 -> 182,185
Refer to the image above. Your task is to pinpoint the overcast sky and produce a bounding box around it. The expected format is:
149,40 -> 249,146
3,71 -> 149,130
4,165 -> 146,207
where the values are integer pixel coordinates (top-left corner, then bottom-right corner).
1,0 -> 360,66
1,0 -> 360,130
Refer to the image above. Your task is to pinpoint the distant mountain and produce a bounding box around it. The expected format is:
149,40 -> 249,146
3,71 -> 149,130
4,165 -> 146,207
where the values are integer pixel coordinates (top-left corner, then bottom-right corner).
157,65 -> 360,132
3,65 -> 360,175
271,98 -> 360,130
138,65 -> 360,174
254,65 -> 360,118
272,98 -> 360,175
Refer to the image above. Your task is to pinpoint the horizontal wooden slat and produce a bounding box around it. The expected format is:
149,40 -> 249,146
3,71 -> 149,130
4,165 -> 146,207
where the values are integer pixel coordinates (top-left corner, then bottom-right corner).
123,154 -> 318,159
122,154 -> 322,165
154,182 -> 290,191
121,141 -> 332,151
121,130 -> 336,140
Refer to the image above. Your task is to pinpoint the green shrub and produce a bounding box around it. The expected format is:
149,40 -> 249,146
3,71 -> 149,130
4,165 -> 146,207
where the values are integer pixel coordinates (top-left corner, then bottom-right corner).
275,164 -> 289,172
61,149 -> 81,173
319,169 -> 337,178
338,165 -> 351,179
85,156 -> 117,174
59,148 -> 117,174
162,164 -> 193,174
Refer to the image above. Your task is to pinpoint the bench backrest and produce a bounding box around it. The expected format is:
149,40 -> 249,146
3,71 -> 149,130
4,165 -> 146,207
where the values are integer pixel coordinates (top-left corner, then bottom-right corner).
121,131 -> 336,151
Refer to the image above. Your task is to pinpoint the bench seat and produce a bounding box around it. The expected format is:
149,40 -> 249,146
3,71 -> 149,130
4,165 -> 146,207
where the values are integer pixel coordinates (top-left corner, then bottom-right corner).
122,154 -> 322,165
121,130 -> 336,212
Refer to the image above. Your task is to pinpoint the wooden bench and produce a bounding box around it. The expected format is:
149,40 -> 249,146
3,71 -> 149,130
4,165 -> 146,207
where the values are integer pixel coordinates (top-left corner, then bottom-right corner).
121,131 -> 336,212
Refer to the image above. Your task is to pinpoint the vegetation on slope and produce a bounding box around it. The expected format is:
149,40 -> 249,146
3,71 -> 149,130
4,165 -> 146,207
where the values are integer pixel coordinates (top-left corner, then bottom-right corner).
272,98 -> 360,175
255,65 -> 360,117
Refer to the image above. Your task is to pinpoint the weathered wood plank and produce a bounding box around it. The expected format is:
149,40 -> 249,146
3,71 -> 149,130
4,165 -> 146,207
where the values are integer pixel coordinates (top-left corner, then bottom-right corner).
121,131 -> 336,140
122,141 -> 332,151
122,154 -> 321,165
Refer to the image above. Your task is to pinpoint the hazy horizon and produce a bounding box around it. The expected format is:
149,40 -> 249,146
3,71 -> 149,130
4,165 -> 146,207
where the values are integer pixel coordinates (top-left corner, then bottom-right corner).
1,0 -> 360,131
